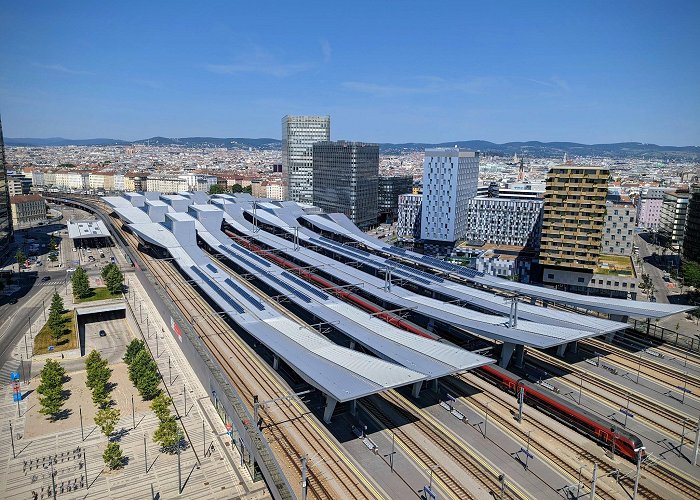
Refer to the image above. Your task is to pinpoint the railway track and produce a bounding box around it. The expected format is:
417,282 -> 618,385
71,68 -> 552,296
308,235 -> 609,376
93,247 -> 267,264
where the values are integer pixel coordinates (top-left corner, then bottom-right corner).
108,211 -> 383,499
453,373 -> 699,500
583,338 -> 700,396
527,348 -> 695,440
361,391 -> 528,500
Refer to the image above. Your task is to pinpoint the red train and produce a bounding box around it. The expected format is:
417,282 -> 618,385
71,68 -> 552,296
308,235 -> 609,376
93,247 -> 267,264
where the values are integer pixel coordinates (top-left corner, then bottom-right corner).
476,364 -> 645,462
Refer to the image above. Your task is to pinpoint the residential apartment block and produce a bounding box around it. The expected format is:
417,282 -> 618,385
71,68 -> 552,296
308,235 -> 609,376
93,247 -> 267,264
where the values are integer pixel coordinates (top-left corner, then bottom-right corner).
601,201 -> 636,256
539,166 -> 609,269
464,197 -> 543,248
659,191 -> 690,249
397,193 -> 422,243
10,194 -> 46,226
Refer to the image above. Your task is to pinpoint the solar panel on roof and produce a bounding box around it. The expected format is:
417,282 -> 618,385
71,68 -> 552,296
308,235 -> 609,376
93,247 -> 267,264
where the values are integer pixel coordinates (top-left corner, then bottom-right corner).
281,271 -> 329,300
224,278 -> 265,310
190,267 -> 245,313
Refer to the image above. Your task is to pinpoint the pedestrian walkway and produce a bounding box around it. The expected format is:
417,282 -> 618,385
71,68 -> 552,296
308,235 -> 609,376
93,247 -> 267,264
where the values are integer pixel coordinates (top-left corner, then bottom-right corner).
0,271 -> 269,499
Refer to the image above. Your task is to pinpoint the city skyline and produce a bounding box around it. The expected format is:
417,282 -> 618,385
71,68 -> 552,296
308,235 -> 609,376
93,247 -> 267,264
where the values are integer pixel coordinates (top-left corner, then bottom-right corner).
1,1 -> 699,145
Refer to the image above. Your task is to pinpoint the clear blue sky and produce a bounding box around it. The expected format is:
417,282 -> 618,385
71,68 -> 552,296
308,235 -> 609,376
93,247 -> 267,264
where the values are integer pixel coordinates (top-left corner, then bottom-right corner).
1,1 -> 698,145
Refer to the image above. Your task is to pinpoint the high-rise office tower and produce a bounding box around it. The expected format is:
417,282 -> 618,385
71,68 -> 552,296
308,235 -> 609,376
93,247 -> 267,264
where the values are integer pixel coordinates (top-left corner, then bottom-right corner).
420,148 -> 479,254
539,166 -> 609,269
312,141 -> 379,229
683,185 -> 700,262
0,117 -> 13,260
282,115 -> 330,204
378,175 -> 413,223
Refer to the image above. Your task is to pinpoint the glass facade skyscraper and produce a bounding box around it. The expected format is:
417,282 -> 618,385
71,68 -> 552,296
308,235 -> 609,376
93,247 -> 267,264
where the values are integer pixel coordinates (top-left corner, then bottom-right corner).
312,141 -> 379,229
282,115 -> 330,204
0,117 -> 13,259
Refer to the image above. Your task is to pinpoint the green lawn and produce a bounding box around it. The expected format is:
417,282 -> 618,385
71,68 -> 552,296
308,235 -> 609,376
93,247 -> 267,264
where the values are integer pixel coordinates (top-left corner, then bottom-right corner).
76,287 -> 121,303
34,311 -> 77,355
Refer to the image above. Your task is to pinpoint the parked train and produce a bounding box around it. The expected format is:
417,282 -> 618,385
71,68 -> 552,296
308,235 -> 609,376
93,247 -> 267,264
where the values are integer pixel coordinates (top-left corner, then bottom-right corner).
476,364 -> 645,462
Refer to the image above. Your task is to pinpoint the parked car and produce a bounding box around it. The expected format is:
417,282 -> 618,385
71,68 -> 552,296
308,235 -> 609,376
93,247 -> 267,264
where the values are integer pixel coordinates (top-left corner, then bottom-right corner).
41,276 -> 51,282
99,330 -> 107,337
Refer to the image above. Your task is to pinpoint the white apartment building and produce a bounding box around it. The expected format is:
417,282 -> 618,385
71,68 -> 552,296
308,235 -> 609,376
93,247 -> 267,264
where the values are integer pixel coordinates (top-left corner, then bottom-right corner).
113,173 -> 125,191
266,182 -> 285,201
397,193 -> 422,242
55,171 -> 89,190
464,197 -> 543,248
636,187 -> 670,229
420,148 -> 479,253
282,115 -> 331,204
179,173 -> 217,192
146,174 -> 188,194
88,172 -> 115,191
602,202 -> 636,255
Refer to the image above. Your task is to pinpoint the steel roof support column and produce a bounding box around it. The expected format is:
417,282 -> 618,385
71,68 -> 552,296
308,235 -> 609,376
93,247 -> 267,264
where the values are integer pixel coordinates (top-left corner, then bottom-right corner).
411,381 -> 423,399
514,344 -> 524,368
499,342 -> 516,368
350,400 -> 357,417
556,343 -> 567,357
431,379 -> 439,394
349,340 -> 356,350
272,355 -> 279,371
323,395 -> 337,424
605,331 -> 616,342
570,341 -> 578,354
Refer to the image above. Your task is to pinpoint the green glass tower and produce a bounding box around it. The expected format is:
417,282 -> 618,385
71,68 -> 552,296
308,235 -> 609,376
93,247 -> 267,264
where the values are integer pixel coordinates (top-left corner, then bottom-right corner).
0,116 -> 14,259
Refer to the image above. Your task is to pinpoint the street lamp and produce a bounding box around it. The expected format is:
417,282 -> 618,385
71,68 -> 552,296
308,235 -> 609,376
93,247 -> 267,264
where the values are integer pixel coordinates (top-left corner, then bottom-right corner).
632,446 -> 645,500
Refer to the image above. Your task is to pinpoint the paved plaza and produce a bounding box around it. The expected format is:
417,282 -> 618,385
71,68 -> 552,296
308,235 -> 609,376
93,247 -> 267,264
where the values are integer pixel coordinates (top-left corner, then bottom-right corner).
0,270 -> 270,499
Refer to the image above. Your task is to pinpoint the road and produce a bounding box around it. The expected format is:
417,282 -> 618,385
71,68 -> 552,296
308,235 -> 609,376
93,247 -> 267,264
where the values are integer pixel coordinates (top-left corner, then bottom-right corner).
634,232 -> 670,303
0,272 -> 67,366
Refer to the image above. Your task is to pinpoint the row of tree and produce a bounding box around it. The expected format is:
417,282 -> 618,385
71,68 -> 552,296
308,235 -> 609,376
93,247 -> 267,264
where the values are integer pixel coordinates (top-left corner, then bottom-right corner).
85,350 -> 124,469
37,360 -> 67,420
124,340 -> 161,400
208,183 -> 253,195
124,340 -> 184,451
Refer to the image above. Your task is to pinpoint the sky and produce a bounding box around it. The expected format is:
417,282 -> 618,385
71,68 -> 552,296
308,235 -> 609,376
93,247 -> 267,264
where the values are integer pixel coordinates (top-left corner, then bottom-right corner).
1,1 -> 699,145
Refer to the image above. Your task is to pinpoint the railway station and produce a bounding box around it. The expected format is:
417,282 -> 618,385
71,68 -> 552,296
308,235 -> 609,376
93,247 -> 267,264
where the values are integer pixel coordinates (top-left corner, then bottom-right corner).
96,192 -> 700,500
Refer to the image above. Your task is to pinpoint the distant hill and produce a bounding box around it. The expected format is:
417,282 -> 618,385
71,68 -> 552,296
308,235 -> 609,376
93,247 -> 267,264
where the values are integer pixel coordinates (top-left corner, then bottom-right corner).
6,136 -> 700,159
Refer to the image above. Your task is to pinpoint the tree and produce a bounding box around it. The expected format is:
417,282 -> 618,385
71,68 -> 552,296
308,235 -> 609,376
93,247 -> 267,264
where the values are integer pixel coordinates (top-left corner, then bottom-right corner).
681,260 -> 700,289
243,185 -> 252,194
50,291 -> 64,315
48,237 -> 58,251
71,266 -> 91,299
209,184 -> 225,195
153,418 -> 183,451
137,364 -> 161,400
102,442 -> 124,469
94,407 -> 120,437
123,339 -> 145,365
15,249 -> 26,272
104,266 -> 124,295
38,360 -> 65,418
48,251 -> 58,262
231,183 -> 243,193
150,394 -> 173,423
129,350 -> 161,400
85,350 -> 112,406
